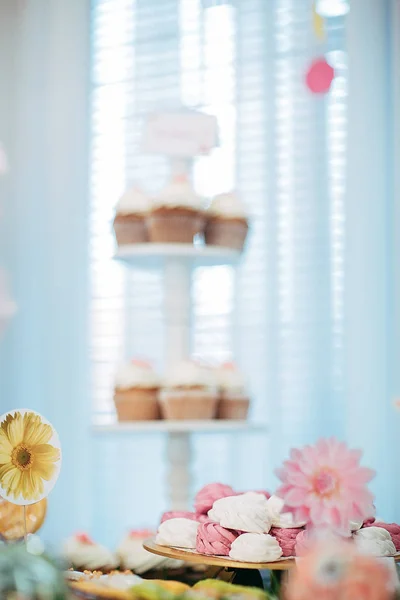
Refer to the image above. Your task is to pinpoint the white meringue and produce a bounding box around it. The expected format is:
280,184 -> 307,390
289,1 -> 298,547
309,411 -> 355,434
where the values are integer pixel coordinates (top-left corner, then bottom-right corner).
353,527 -> 396,556
156,518 -> 198,549
267,495 -> 307,529
229,533 -> 283,562
208,492 -> 272,533
117,534 -> 183,573
63,535 -> 118,571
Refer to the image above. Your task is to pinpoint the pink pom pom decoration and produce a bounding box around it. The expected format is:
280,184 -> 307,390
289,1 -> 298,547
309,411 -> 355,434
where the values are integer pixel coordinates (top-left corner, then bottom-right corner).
196,520 -> 239,556
194,483 -> 236,515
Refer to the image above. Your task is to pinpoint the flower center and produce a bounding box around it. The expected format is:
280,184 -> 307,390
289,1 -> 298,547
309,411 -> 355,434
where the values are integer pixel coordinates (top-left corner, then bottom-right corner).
313,469 -> 337,497
11,444 -> 32,470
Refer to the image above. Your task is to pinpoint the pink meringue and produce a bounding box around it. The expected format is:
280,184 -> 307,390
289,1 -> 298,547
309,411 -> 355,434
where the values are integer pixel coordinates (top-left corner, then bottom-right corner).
161,511 -> 206,524
270,527 -> 303,557
194,483 -> 236,515
364,521 -> 400,551
196,520 -> 239,556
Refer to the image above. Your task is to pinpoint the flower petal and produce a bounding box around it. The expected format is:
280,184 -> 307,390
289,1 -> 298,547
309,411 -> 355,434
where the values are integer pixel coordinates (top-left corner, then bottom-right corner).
23,414 -> 52,446
7,415 -> 24,447
284,487 -> 309,507
33,443 -> 60,462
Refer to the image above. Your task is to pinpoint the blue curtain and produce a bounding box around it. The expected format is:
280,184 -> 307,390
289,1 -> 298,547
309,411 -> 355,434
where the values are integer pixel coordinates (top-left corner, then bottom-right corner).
0,0 -> 398,550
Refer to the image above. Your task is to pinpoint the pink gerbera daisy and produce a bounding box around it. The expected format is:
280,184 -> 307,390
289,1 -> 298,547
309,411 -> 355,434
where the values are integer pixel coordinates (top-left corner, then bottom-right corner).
276,438 -> 375,535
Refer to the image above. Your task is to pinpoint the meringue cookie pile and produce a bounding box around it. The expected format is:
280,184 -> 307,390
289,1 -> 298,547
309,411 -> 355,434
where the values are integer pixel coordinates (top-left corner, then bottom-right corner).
156,482 -> 400,563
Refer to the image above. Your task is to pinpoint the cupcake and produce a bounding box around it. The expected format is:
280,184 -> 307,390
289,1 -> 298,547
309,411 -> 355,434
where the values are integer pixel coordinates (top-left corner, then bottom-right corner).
114,360 -> 160,421
147,175 -> 205,243
117,530 -> 184,575
215,362 -> 250,420
63,533 -> 118,572
113,186 -> 149,246
160,360 -> 218,420
205,192 -> 249,251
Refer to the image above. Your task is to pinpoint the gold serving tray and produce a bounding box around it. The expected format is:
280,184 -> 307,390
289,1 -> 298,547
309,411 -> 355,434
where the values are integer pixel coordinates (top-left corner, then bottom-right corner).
143,538 -> 295,571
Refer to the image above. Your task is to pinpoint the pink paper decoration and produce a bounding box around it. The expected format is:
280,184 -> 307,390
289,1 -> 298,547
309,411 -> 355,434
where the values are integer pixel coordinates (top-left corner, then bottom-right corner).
275,438 -> 375,536
305,58 -> 335,94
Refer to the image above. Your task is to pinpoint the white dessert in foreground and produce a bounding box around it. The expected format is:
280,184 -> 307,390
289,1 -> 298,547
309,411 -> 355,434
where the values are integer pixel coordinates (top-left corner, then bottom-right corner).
98,574 -> 143,590
229,533 -> 283,562
117,531 -> 183,573
208,492 -> 272,533
353,526 -> 396,556
156,518 -> 199,549
63,534 -> 118,571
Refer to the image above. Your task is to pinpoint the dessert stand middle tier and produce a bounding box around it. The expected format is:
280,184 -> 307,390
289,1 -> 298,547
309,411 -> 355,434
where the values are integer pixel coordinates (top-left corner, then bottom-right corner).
93,243 -> 267,511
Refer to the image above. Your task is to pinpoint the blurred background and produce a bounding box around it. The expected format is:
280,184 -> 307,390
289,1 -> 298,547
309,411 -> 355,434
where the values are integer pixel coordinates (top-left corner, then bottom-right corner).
0,0 -> 399,549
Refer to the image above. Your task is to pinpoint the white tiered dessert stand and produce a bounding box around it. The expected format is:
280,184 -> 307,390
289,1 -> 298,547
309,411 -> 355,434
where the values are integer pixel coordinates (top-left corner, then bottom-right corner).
93,242 -> 266,510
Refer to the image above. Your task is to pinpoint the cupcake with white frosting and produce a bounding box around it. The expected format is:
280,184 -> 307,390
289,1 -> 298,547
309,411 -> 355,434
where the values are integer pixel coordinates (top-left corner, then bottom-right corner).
205,192 -> 249,251
114,359 -> 160,421
160,360 -> 218,420
148,175 -> 205,244
215,362 -> 250,420
113,186 -> 150,246
63,533 -> 118,572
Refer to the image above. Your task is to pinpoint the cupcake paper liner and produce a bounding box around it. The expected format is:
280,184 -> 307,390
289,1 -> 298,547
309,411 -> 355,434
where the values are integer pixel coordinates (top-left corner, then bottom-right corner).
147,207 -> 205,244
114,388 -> 160,421
204,218 -> 248,251
113,214 -> 148,245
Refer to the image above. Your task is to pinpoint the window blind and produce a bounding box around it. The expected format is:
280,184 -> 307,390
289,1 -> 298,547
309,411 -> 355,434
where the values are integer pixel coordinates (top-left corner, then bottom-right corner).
90,0 -> 348,454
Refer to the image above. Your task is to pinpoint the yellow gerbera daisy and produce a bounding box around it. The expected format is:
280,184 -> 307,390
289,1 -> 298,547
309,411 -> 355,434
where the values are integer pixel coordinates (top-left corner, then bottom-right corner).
0,411 -> 60,502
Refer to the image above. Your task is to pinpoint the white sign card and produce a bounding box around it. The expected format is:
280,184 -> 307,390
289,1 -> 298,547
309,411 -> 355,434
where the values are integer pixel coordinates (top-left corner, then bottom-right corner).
141,111 -> 219,157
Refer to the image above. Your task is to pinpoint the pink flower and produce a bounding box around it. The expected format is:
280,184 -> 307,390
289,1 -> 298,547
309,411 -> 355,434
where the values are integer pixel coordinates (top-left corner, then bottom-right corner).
276,438 -> 375,535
